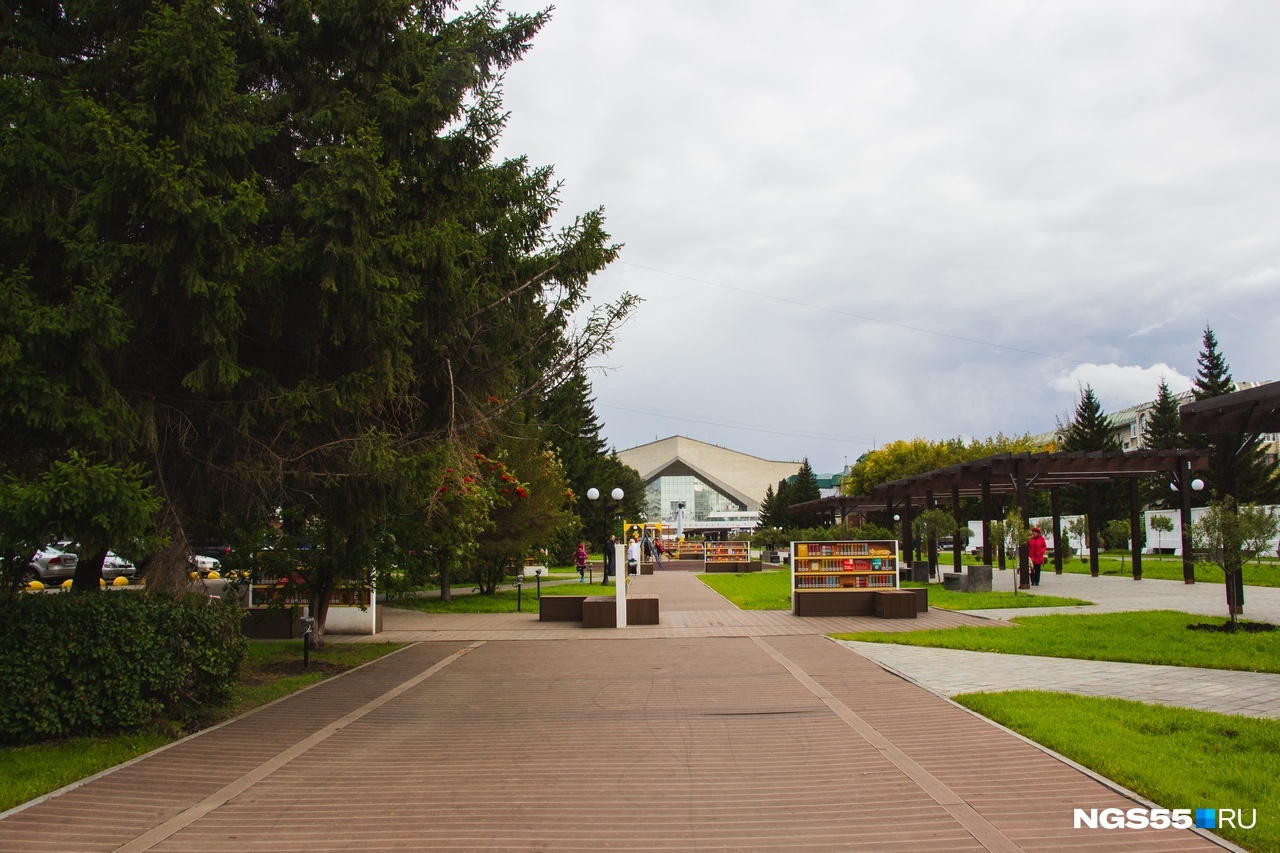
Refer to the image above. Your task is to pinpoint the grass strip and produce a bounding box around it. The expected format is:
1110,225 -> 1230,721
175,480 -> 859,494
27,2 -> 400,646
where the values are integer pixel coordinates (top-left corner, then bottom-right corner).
0,640 -> 404,813
835,610 -> 1280,673
955,690 -> 1279,852
697,569 -> 1089,611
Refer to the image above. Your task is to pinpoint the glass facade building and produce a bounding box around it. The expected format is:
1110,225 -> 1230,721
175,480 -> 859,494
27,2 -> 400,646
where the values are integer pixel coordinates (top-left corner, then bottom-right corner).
645,474 -> 743,523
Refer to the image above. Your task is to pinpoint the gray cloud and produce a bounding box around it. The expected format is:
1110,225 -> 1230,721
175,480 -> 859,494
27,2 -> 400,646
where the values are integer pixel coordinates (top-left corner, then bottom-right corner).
496,0 -> 1280,472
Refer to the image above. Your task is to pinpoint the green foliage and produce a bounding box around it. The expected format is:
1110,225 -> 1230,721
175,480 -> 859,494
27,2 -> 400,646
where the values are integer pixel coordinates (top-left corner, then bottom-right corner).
1,2 -> 636,595
789,459 -> 822,505
954,692 -> 1280,853
0,592 -> 246,744
1058,385 -> 1120,453
843,433 -> 1047,495
1194,498 -> 1280,620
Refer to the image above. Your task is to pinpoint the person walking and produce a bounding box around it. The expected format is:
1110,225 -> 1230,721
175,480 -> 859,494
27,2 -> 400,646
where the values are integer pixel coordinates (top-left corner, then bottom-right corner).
1027,525 -> 1047,587
575,541 -> 588,583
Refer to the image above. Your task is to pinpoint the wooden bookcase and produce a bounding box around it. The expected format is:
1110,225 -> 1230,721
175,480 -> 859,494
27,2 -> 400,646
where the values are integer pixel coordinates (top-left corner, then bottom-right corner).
704,540 -> 750,571
791,539 -> 900,616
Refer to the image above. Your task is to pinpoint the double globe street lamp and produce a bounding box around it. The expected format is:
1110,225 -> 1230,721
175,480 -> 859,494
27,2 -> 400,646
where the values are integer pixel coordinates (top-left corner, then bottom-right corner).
587,487 -> 628,627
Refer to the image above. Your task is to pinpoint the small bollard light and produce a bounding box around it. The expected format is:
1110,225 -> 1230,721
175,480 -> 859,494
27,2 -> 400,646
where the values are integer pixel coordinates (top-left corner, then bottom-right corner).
535,567 -> 542,599
514,572 -> 523,612
299,617 -> 315,668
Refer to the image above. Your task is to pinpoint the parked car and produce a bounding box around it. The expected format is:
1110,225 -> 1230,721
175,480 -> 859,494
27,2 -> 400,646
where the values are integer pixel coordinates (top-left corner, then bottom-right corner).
55,542 -> 137,581
189,554 -> 222,576
23,543 -> 79,585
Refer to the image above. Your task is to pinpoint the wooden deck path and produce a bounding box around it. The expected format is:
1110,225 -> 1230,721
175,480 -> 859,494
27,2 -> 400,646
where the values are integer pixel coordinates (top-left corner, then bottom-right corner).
0,573 -> 1233,851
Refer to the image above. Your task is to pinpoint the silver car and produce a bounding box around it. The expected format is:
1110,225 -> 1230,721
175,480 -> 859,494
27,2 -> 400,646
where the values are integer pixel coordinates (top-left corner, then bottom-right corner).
23,544 -> 79,585
22,543 -> 137,585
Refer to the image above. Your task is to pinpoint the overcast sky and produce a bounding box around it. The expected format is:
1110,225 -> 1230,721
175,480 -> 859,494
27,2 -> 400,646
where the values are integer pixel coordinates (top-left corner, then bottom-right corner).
494,1 -> 1280,475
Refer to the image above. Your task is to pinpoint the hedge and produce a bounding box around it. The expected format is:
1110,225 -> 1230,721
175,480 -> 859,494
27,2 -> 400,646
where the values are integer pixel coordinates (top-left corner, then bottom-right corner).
0,591 -> 247,744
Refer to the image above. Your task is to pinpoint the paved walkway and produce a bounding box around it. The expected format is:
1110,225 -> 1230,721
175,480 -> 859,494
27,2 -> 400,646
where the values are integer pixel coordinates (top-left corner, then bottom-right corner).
0,571 -> 1249,852
955,567 -> 1280,622
842,642 -> 1280,718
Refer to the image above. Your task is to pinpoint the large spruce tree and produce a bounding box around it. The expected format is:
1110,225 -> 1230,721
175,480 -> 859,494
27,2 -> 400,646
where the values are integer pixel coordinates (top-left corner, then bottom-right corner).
1058,385 -> 1124,523
1140,379 -> 1187,508
1190,326 -> 1278,503
1,3 -> 636,596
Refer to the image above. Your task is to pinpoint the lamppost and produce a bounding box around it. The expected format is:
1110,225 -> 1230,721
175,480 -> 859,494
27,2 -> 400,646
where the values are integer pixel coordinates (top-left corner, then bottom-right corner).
587,487 -> 626,627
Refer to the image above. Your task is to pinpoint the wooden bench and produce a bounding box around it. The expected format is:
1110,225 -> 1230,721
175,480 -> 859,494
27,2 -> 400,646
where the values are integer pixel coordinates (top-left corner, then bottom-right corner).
627,595 -> 659,625
873,589 -> 917,619
904,586 -> 928,613
581,596 -> 616,628
580,595 -> 660,628
539,595 -> 587,622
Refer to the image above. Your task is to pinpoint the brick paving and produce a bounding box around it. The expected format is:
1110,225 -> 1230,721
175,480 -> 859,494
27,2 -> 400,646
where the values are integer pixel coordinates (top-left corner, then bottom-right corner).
839,642 -> 1280,718
0,572 -> 1242,852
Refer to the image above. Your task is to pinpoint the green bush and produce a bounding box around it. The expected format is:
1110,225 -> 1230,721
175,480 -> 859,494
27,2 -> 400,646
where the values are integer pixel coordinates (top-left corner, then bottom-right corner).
0,592 -> 246,744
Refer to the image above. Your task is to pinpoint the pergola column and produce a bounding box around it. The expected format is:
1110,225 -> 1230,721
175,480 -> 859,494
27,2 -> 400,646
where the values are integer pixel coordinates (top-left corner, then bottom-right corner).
1179,459 -> 1195,584
1086,483 -> 1100,578
1129,478 -> 1143,580
1050,487 -> 1063,574
951,484 -> 962,572
1016,466 -> 1030,589
981,478 -> 992,566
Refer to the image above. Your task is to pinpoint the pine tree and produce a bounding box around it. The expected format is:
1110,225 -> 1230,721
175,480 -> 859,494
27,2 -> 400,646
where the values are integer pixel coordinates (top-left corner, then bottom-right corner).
790,459 -> 823,505
771,478 -> 794,528
1193,326 -> 1234,402
1142,380 -> 1184,451
757,484 -> 777,528
1141,379 -> 1186,508
1059,386 -> 1121,453
1190,326 -> 1278,503
1058,385 -> 1123,522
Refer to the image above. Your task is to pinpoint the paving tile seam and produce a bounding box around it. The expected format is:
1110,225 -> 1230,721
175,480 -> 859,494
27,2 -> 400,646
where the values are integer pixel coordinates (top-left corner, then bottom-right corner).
112,641 -> 482,853
0,643 -> 437,825
837,644 -> 1245,853
751,636 -> 1025,853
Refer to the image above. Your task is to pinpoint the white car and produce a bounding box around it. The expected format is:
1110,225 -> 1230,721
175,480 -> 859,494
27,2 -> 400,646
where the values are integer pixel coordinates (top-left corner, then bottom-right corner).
190,554 -> 222,576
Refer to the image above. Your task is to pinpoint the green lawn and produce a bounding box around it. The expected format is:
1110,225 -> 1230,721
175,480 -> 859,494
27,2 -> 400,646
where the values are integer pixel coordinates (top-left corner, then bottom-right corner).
956,552 -> 1280,587
956,691 -> 1279,852
697,569 -> 1089,611
698,570 -> 793,609
0,640 -> 404,814
390,580 -> 616,614
836,610 -> 1280,673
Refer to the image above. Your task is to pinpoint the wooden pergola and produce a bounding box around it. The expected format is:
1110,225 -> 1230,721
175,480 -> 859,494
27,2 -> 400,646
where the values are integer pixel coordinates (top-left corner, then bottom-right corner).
788,449 -> 1211,584
1179,380 -> 1280,613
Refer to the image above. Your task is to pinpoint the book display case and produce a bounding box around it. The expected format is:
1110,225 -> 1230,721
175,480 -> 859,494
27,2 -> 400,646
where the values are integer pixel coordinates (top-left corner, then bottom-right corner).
791,539 -> 903,617
703,540 -> 750,572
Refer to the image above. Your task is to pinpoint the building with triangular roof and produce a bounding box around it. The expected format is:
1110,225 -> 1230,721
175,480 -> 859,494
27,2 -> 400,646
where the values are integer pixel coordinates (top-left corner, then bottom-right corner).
615,436 -> 801,528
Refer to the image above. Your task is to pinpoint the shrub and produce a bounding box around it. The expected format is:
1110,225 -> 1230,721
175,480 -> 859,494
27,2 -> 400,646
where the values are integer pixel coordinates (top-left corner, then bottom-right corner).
0,591 -> 246,744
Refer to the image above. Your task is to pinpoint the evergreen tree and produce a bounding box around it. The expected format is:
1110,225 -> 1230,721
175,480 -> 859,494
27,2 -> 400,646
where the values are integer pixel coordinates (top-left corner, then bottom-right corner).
770,478 -> 794,528
1193,326 -> 1234,401
757,484 -> 777,529
1059,386 -> 1121,453
0,3 -> 638,602
1141,379 -> 1186,508
1143,380 -> 1184,451
790,459 -> 822,505
1190,326 -> 1278,503
537,370 -> 645,556
1058,385 -> 1123,522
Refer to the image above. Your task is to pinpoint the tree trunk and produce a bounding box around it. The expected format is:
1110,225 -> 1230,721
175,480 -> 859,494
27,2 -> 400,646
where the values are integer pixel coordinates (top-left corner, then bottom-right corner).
72,548 -> 107,592
139,535 -> 192,594
437,553 -> 452,603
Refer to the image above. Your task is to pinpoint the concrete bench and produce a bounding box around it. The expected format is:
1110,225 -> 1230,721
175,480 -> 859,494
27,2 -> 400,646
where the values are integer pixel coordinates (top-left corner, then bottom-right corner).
873,589 -> 918,619
539,595 -> 587,622
942,565 -> 992,593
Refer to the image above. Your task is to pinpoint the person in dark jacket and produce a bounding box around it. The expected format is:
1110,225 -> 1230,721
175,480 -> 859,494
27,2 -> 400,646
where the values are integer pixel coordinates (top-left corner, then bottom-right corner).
602,534 -> 617,582
1027,526 -> 1048,587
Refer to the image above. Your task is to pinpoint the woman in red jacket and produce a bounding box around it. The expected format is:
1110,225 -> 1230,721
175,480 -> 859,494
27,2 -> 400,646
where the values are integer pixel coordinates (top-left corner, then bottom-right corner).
1027,526 -> 1047,587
